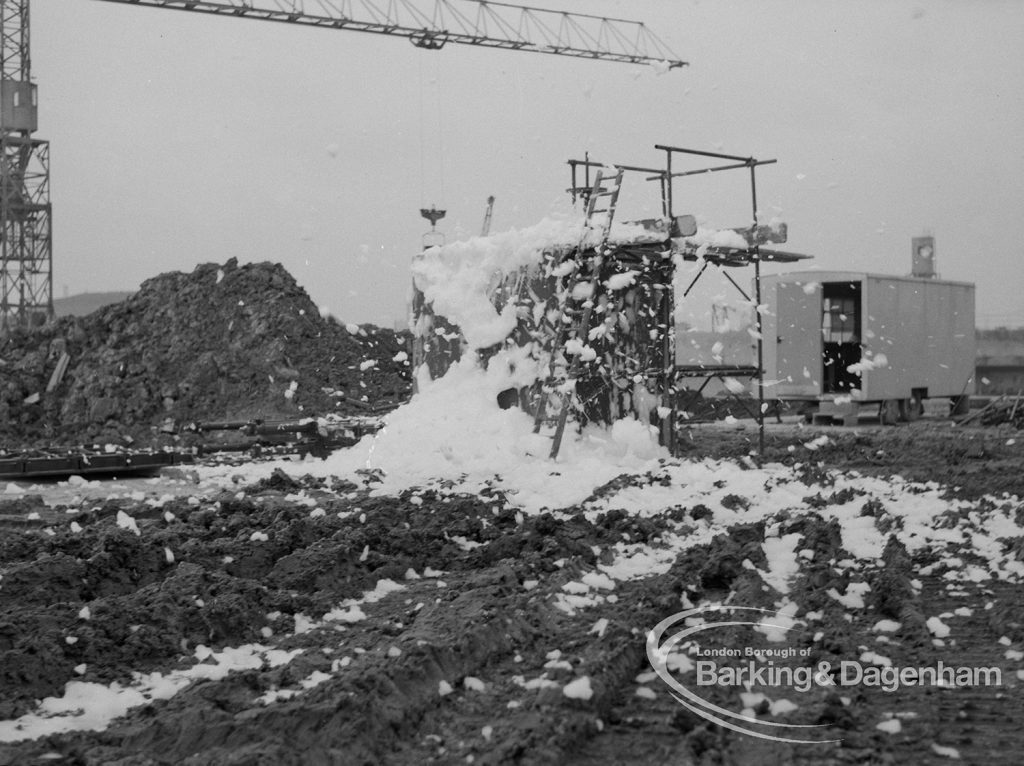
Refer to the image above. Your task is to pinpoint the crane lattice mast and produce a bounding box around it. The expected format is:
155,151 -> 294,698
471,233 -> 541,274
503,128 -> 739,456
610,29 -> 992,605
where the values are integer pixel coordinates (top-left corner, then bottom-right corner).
89,0 -> 687,68
1,0 -> 51,330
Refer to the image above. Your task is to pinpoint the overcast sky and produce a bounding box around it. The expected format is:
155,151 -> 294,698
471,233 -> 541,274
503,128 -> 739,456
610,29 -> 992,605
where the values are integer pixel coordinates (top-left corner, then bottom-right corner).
31,0 -> 1024,328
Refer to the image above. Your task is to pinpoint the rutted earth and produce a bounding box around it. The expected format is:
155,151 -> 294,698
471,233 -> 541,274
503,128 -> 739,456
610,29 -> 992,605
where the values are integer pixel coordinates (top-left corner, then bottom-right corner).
0,420 -> 1022,765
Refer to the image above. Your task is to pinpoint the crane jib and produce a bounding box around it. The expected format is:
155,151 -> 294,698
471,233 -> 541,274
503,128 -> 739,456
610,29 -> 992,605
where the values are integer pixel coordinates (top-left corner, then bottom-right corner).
85,0 -> 688,68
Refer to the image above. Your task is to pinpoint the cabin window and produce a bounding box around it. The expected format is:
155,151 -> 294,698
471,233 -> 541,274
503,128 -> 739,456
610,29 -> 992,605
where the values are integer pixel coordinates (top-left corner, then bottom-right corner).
822,296 -> 858,343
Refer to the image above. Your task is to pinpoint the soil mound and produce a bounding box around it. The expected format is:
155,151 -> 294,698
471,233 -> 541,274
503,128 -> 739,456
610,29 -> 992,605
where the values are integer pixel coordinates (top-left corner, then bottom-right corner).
0,259 -> 411,448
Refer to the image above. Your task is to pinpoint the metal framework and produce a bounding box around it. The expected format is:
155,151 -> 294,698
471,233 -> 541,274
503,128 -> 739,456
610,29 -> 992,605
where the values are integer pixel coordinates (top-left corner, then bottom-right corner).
565,145 -> 809,457
1,0 -> 51,330
90,0 -> 687,68
660,144 -> 777,457
1,0 -> 29,79
0,134 -> 51,326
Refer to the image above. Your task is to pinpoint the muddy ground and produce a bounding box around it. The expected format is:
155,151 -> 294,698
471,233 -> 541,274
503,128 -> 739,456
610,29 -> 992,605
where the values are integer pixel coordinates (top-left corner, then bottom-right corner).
0,419 -> 1021,765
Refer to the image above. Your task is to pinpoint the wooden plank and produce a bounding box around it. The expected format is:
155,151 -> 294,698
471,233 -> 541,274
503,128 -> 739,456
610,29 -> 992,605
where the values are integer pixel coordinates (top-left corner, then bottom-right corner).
45,352 -> 71,393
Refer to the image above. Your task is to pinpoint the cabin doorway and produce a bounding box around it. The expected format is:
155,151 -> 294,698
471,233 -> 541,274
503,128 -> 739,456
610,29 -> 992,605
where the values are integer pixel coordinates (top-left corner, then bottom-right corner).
821,282 -> 862,393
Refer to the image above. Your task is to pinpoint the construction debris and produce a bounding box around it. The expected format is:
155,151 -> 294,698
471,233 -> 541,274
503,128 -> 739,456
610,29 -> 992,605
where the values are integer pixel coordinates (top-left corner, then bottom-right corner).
0,259 -> 412,449
0,446 -> 192,481
966,394 -> 1024,428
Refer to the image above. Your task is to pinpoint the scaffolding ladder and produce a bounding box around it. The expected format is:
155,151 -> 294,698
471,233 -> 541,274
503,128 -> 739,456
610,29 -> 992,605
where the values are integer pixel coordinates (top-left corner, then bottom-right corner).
533,166 -> 624,459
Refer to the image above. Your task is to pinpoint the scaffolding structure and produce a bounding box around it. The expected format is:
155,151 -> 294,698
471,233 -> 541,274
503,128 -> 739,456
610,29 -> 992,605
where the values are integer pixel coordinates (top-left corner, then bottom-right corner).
565,144 -> 809,455
409,143 -> 808,457
1,0 -> 52,330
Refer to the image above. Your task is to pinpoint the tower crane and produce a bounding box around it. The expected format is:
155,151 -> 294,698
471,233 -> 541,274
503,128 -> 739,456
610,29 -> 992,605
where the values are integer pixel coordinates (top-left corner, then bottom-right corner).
0,0 -> 50,330
0,0 -> 686,328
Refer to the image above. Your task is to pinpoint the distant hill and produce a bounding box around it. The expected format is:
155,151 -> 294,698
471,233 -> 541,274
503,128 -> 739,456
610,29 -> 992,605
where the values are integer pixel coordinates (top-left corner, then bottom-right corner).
52,291 -> 134,318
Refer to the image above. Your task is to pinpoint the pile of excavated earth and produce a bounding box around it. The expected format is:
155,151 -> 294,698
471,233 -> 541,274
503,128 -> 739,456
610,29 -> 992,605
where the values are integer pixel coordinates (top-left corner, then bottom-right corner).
0,259 -> 412,449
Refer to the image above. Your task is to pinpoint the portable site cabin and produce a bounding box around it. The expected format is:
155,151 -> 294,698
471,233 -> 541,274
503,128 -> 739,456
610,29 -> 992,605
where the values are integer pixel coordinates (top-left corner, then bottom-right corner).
761,271 -> 975,424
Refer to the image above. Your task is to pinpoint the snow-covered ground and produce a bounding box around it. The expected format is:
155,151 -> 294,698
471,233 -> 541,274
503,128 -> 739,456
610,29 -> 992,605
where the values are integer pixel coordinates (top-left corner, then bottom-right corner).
3,358 -> 1021,745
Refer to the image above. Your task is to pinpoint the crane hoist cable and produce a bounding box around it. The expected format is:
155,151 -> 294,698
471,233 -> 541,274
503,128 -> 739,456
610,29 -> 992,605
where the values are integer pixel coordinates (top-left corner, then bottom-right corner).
417,55 -> 446,216
434,55 -> 446,207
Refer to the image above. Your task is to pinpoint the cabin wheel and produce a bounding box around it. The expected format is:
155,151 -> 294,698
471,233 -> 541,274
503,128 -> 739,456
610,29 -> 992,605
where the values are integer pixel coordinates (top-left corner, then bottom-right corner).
878,399 -> 900,425
898,395 -> 923,422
